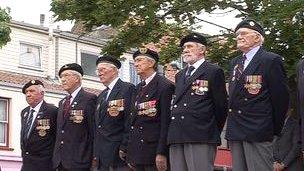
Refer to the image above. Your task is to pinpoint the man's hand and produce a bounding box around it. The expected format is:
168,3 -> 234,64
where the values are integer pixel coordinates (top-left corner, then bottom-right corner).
91,157 -> 97,169
156,154 -> 167,171
119,150 -> 127,161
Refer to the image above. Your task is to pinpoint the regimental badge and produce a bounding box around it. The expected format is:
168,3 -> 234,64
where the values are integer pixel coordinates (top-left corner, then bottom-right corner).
31,80 -> 36,84
244,75 -> 262,95
107,99 -> 125,117
249,21 -> 255,26
70,110 -> 84,123
139,47 -> 148,54
137,100 -> 157,117
36,118 -> 50,137
192,80 -> 208,95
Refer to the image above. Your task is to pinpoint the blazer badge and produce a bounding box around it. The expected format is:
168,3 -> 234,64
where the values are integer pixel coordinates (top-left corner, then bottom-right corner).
192,80 -> 208,95
244,75 -> 262,95
107,99 -> 125,116
36,118 -> 50,137
70,110 -> 84,123
137,100 -> 157,117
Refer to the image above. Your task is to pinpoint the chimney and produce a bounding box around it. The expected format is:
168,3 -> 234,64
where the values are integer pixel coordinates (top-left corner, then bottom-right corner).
40,14 -> 45,26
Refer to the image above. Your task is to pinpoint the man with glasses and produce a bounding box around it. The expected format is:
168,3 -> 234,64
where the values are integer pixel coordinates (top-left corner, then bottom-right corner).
167,33 -> 228,171
225,19 -> 290,171
53,63 -> 97,171
93,55 -> 135,171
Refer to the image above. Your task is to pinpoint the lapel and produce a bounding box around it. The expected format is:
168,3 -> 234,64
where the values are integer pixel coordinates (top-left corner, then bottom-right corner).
21,106 -> 30,143
61,89 -> 84,127
27,101 -> 47,139
97,79 -> 122,125
174,61 -> 208,103
229,48 -> 263,100
131,74 -> 159,125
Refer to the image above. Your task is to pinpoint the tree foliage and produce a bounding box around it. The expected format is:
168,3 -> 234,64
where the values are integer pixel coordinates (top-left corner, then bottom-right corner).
51,0 -> 304,79
0,7 -> 11,48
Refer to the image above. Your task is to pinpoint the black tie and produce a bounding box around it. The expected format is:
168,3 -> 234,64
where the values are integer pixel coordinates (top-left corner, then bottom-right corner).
185,66 -> 195,80
102,87 -> 109,101
235,55 -> 247,80
25,109 -> 35,138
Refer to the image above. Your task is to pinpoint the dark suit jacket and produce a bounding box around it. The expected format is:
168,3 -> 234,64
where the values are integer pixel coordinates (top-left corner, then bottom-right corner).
225,47 -> 290,142
93,79 -> 135,168
273,116 -> 303,169
127,74 -> 174,165
21,101 -> 57,171
53,88 -> 97,169
296,58 -> 304,150
167,61 -> 228,145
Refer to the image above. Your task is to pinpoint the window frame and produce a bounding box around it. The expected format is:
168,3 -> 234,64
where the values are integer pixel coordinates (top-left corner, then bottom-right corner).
19,42 -> 42,70
80,51 -> 100,80
0,98 -> 9,148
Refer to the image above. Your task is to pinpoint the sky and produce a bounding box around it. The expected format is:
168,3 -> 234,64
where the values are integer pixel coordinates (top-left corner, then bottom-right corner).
0,0 -> 242,35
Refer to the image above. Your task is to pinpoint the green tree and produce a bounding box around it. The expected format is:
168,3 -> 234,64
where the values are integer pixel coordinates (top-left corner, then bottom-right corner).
51,0 -> 304,78
0,7 -> 11,48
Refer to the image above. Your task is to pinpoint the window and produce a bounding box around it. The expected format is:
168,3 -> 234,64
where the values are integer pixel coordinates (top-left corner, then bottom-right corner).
81,52 -> 99,77
0,98 -> 9,147
129,62 -> 140,85
20,43 -> 42,68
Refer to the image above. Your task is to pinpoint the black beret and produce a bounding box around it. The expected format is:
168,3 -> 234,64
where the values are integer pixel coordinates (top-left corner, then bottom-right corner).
96,55 -> 121,69
59,63 -> 84,76
180,33 -> 207,47
133,48 -> 159,62
22,80 -> 44,94
235,19 -> 265,36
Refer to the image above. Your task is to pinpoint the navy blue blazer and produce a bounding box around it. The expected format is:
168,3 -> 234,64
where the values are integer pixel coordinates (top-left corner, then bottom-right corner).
167,61 -> 228,145
93,79 -> 135,168
53,88 -> 97,169
21,101 -> 57,171
127,74 -> 174,165
225,47 -> 289,142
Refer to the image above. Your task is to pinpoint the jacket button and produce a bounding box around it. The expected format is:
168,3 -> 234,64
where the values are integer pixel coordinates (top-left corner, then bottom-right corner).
140,126 -> 143,130
61,141 -> 64,145
238,110 -> 242,114
171,116 -> 175,120
183,103 -> 187,107
140,139 -> 144,143
191,93 -> 194,95
228,109 -> 232,112
244,98 -> 248,101
173,105 -> 177,108
61,130 -> 64,133
131,126 -> 134,130
25,152 -> 29,155
181,116 -> 185,119
98,125 -> 101,128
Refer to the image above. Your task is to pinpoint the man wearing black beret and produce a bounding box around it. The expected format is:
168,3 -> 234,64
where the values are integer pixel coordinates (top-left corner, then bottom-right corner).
92,55 -> 135,171
167,32 -> 228,171
53,63 -> 97,171
20,80 -> 58,171
126,48 -> 174,171
225,19 -> 289,171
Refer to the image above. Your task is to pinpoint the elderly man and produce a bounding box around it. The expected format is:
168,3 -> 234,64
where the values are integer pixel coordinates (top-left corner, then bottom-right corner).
225,19 -> 290,171
93,55 -> 135,171
20,80 -> 58,171
53,63 -> 97,171
126,48 -> 174,171
167,33 -> 228,171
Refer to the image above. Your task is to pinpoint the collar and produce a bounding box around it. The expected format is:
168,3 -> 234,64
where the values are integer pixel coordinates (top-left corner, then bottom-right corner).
107,77 -> 119,90
70,86 -> 82,99
244,46 -> 260,61
30,100 -> 43,113
188,58 -> 205,73
143,72 -> 156,85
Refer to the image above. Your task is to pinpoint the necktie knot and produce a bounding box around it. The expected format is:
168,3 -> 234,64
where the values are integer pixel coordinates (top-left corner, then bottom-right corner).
185,66 -> 195,79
